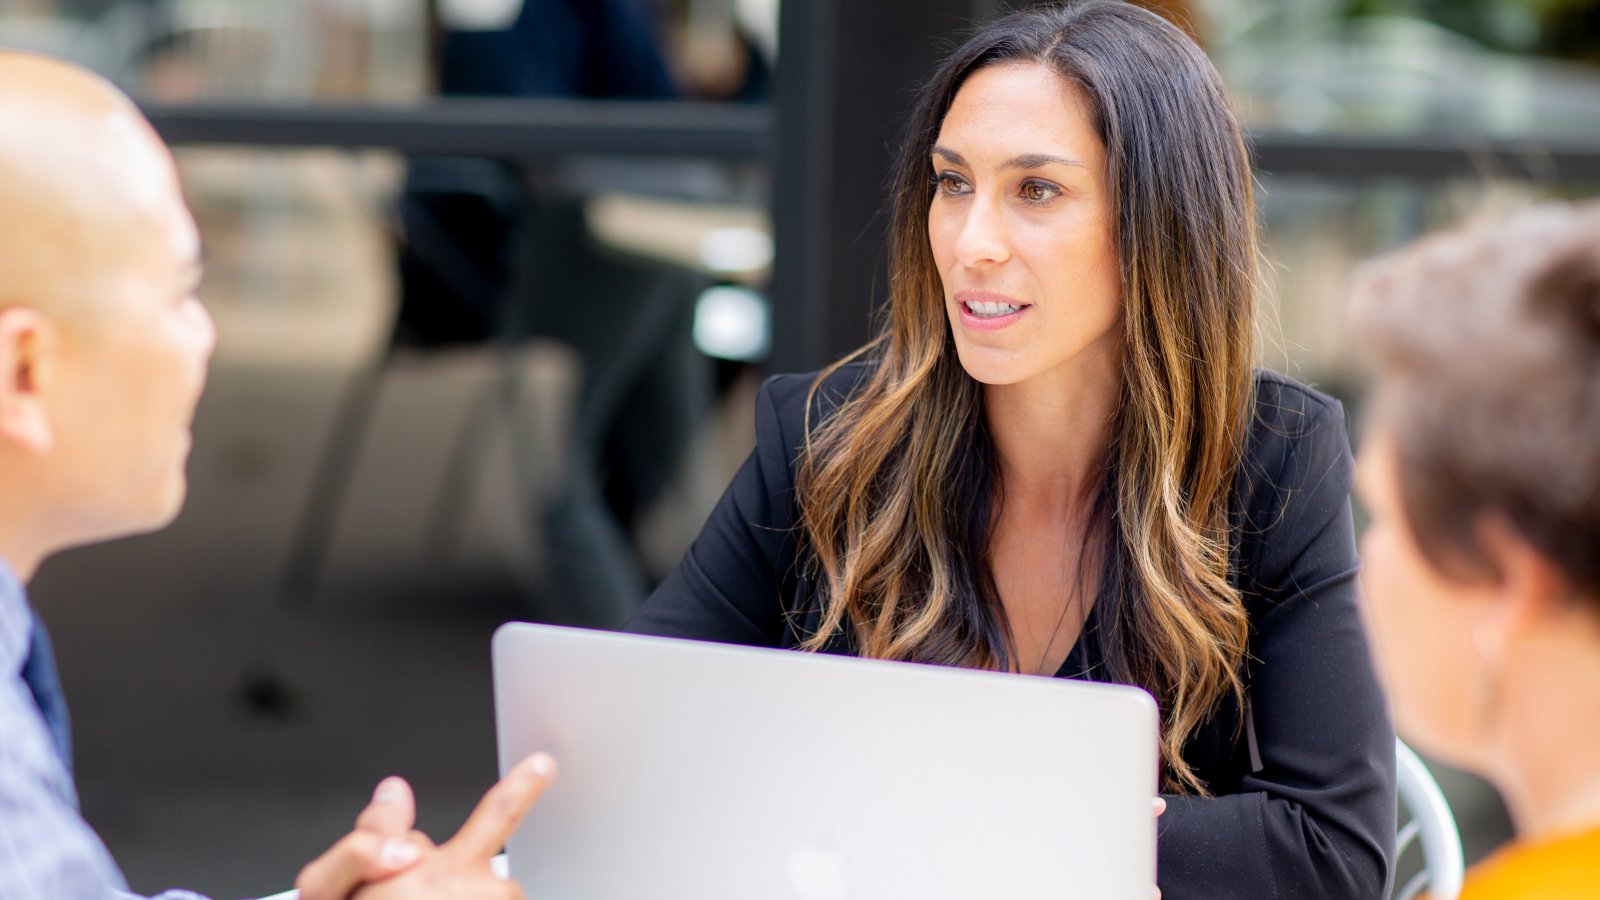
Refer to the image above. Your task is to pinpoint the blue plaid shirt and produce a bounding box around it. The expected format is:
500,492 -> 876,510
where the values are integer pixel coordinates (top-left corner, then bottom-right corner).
0,559 -> 211,900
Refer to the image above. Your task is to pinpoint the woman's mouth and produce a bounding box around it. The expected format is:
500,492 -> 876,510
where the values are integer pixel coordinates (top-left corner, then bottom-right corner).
957,293 -> 1030,331
964,299 -> 1022,318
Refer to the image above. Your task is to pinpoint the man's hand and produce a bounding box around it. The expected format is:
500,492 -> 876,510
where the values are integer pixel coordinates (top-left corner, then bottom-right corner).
352,753 -> 557,900
295,753 -> 556,900
296,775 -> 428,900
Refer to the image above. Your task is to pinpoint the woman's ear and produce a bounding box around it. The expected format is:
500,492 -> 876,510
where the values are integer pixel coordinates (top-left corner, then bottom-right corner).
1472,516 -> 1570,655
0,306 -> 56,454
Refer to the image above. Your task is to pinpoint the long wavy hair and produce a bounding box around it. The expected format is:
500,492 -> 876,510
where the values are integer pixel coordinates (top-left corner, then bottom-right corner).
792,1 -> 1258,795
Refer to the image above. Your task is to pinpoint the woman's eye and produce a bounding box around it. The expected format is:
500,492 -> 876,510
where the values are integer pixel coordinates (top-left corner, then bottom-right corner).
1021,181 -> 1059,203
936,174 -> 969,195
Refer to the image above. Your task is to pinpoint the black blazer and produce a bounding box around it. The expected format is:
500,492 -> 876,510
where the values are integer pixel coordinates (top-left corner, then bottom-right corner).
628,363 -> 1396,900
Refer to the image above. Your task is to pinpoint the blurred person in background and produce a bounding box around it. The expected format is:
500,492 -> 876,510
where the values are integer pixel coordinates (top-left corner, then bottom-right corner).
0,50 -> 554,900
628,3 -> 1396,897
397,0 -> 709,624
1354,201 -> 1600,898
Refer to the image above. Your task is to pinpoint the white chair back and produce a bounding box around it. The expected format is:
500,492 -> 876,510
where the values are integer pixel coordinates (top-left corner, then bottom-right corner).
1395,738 -> 1465,900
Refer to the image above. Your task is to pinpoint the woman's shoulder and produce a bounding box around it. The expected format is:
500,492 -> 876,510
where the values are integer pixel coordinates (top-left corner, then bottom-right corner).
1239,369 -> 1352,498
1232,370 -> 1357,597
757,360 -> 878,436
1247,369 -> 1346,447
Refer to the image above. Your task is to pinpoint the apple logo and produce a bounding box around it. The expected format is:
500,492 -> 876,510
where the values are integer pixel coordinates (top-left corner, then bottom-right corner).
786,844 -> 848,900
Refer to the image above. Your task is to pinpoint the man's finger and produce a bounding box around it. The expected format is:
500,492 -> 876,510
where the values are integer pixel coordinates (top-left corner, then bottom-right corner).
296,831 -> 422,900
355,776 -> 417,837
442,752 -> 557,862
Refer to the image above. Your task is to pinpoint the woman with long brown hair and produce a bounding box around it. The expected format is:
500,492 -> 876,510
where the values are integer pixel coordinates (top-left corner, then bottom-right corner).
630,2 -> 1394,896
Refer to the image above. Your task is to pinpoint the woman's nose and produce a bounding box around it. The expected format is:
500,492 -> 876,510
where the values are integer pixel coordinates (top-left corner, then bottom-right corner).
954,198 -> 1011,268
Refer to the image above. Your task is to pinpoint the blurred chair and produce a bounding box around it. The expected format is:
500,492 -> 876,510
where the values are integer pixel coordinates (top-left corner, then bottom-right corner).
277,155 -> 523,600
1395,738 -> 1465,900
281,0 -> 714,624
281,189 -> 712,626
506,194 -> 710,624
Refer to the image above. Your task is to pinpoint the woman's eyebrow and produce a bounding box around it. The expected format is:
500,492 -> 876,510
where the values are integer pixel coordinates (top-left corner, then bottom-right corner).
931,145 -> 968,167
930,145 -> 1085,170
1005,152 -> 1085,170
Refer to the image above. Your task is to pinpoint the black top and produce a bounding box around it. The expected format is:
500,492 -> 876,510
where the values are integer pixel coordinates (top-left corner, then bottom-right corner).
627,364 -> 1396,900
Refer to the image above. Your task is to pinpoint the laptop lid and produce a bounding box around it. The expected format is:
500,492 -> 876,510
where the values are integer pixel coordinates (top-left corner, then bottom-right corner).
492,622 -> 1158,900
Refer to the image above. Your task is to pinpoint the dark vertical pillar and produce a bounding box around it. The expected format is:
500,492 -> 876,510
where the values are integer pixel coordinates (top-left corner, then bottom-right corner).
769,0 -> 982,373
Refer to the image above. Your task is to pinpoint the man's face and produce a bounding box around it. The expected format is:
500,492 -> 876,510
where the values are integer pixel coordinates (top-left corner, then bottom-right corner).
43,120 -> 214,541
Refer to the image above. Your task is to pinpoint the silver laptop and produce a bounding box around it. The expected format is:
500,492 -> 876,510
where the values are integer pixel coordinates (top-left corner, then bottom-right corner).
492,622 -> 1158,900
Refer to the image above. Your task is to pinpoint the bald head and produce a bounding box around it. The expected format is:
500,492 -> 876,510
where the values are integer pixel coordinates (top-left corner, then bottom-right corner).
0,53 -> 212,579
0,52 -> 197,322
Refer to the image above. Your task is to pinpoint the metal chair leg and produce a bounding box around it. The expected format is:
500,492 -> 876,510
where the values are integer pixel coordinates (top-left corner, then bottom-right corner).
279,352 -> 391,601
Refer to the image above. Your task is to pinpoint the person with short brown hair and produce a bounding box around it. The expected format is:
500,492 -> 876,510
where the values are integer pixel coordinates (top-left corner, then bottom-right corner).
1355,201 -> 1600,897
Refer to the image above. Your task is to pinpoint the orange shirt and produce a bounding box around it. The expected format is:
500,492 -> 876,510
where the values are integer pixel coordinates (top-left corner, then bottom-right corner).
1458,825 -> 1600,899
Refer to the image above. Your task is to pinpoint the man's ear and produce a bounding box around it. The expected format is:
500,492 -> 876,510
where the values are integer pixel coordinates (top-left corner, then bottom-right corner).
0,306 -> 56,454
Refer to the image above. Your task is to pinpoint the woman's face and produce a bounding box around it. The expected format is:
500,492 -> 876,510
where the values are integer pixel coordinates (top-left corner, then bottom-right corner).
1356,426 -> 1494,769
927,62 -> 1122,389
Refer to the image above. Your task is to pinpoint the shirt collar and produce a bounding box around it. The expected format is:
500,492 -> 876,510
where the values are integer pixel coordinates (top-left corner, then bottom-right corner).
0,556 -> 32,679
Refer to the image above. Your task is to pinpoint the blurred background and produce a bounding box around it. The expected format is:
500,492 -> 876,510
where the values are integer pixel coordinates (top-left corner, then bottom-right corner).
2,0 -> 1598,895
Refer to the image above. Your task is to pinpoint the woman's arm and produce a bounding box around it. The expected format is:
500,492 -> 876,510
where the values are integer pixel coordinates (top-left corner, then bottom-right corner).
1157,386 -> 1396,900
